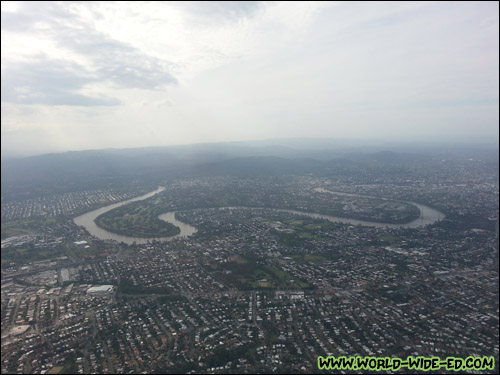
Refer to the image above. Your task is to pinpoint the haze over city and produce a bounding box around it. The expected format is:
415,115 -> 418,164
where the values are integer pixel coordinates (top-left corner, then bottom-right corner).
2,1 -> 499,157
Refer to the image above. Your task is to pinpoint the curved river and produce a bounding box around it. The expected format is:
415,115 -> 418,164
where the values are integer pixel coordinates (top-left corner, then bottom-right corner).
311,187 -> 445,229
73,186 -> 445,245
73,187 -> 197,245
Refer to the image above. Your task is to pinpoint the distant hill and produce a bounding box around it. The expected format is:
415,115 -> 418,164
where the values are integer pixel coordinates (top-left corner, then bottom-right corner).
1,140 -> 498,201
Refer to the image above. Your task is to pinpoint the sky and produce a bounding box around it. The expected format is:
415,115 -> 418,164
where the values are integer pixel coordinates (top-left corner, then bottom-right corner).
1,1 -> 499,157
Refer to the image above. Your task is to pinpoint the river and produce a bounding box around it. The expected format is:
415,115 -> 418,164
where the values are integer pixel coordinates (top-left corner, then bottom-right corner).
73,187 -> 197,245
73,186 -> 445,245
312,187 -> 445,228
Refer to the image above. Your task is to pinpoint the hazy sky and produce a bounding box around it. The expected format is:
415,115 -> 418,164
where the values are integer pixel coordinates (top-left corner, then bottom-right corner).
2,1 -> 499,157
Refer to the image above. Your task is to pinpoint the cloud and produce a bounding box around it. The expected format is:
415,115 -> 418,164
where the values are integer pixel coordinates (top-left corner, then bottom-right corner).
2,57 -> 120,106
57,32 -> 178,90
1,1 -> 178,106
1,1 -> 498,156
179,1 -> 262,24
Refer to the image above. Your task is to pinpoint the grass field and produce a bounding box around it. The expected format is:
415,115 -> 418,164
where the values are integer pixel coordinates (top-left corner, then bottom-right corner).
219,257 -> 311,290
303,255 -> 327,262
379,235 -> 400,242
46,366 -> 64,374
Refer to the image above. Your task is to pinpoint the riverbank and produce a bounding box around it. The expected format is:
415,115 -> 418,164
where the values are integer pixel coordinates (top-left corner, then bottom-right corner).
74,186 -> 445,245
